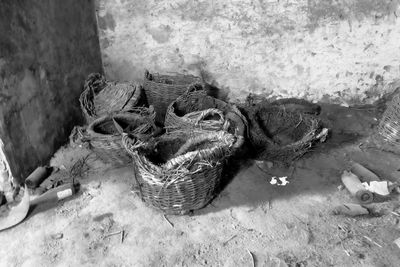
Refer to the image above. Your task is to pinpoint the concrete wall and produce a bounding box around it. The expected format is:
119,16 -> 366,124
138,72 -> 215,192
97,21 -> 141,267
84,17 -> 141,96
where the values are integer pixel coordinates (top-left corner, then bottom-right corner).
0,0 -> 103,182
96,0 -> 400,105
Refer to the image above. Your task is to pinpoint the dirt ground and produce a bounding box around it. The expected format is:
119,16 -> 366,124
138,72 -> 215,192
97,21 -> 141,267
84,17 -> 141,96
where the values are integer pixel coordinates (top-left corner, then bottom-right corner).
1,103 -> 400,267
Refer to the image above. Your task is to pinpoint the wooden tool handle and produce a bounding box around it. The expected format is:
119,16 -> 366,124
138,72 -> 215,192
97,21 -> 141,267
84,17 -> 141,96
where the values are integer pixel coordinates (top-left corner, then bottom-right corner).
25,166 -> 53,189
350,162 -> 380,182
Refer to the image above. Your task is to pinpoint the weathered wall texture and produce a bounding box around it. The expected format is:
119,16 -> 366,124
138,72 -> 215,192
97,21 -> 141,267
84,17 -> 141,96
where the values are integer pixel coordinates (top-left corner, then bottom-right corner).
96,0 -> 400,105
0,0 -> 103,182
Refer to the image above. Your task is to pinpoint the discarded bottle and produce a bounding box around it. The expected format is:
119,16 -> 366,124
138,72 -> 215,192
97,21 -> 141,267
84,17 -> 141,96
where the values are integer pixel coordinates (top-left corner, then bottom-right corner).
350,162 -> 380,182
333,203 -> 369,216
341,171 -> 374,204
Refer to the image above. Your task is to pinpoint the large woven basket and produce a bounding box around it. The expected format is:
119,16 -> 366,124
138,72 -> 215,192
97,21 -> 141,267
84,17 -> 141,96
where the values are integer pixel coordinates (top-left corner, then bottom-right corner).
165,90 -> 247,148
83,108 -> 158,166
378,94 -> 400,147
245,104 -> 322,162
80,73 -> 143,123
143,70 -> 203,124
122,130 -> 236,214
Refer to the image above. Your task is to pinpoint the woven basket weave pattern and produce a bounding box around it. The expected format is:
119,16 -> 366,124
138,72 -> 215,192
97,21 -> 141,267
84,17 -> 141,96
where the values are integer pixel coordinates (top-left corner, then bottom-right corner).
247,105 -> 321,162
123,131 -> 235,214
86,108 -> 156,166
165,91 -> 247,149
143,70 -> 202,123
378,94 -> 400,146
80,73 -> 143,123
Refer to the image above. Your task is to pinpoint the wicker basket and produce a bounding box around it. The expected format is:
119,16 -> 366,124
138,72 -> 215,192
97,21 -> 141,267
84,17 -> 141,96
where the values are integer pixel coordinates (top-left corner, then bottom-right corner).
83,108 -> 158,166
165,90 -> 247,148
143,70 -> 203,124
378,94 -> 400,147
122,130 -> 236,214
80,73 -> 143,123
246,104 -> 322,162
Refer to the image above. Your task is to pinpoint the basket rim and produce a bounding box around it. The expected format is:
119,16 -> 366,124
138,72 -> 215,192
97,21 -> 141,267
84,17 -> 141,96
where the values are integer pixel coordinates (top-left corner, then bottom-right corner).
87,112 -> 152,139
144,69 -> 202,86
165,92 -> 247,145
251,105 -> 321,149
123,130 -> 235,172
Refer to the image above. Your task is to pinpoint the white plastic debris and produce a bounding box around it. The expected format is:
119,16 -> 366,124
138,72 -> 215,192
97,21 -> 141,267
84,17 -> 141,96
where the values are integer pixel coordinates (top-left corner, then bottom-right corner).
270,177 -> 278,185
270,176 -> 289,186
279,177 -> 289,186
362,181 -> 391,196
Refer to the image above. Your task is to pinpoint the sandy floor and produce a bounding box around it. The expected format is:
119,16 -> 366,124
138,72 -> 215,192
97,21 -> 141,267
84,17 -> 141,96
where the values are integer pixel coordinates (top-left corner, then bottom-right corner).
1,103 -> 400,267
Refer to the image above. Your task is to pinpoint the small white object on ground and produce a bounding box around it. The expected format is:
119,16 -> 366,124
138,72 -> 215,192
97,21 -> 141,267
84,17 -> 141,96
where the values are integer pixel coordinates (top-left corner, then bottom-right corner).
316,128 -> 329,142
270,176 -> 289,186
362,181 -> 390,195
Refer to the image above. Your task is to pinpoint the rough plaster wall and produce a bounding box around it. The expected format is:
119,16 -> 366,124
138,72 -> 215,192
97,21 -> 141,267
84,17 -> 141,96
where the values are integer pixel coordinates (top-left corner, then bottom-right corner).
96,0 -> 400,104
0,0 -> 103,182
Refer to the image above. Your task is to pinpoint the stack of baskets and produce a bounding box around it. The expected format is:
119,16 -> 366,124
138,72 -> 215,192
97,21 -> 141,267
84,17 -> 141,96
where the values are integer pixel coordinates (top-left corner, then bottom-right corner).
73,71 -> 327,214
76,73 -> 158,166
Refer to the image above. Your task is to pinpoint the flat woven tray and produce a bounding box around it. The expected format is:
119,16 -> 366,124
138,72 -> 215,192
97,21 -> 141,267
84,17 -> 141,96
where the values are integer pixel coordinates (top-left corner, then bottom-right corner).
80,73 -> 143,123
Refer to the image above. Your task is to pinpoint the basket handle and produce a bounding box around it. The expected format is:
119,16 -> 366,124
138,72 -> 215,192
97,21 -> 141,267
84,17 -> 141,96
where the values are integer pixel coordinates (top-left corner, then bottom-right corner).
113,115 -> 161,141
121,133 -> 148,156
191,108 -> 225,126
224,107 -> 248,149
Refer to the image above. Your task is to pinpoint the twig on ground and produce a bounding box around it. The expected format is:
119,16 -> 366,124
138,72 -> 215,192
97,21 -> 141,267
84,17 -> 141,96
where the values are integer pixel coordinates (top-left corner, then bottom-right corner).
163,214 -> 174,228
247,249 -> 255,267
341,242 -> 351,256
222,234 -> 237,246
104,230 -> 123,238
391,211 -> 400,217
121,230 -> 125,243
363,235 -> 383,248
